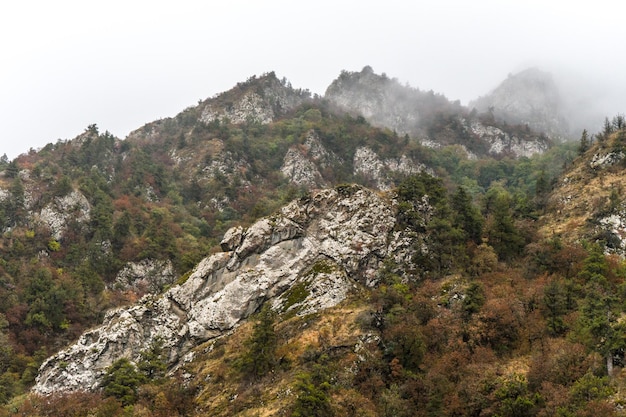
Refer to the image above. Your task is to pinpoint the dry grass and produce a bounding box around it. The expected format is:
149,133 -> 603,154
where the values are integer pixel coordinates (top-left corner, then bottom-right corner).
187,299 -> 371,416
540,133 -> 626,243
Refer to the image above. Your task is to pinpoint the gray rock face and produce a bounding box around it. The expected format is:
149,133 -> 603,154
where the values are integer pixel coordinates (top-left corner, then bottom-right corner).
590,150 -> 625,169
597,213 -> 626,252
36,191 -> 91,240
114,259 -> 176,294
200,73 -> 309,125
468,121 -> 549,158
220,225 -> 244,251
280,130 -> 341,188
200,149 -> 250,182
34,185 -> 405,394
281,148 -> 325,188
353,146 -> 427,190
325,66 -> 457,138
200,92 -> 276,125
302,130 -> 339,169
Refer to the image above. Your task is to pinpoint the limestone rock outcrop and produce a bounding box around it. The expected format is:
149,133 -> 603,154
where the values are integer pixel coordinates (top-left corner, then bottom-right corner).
280,130 -> 341,188
468,121 -> 549,158
34,185 -> 406,394
353,147 -> 427,190
114,259 -> 176,294
36,191 -> 91,240
200,72 -> 309,125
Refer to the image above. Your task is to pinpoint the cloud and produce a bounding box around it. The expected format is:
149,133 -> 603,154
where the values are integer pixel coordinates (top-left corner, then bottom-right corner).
1,1 -> 624,158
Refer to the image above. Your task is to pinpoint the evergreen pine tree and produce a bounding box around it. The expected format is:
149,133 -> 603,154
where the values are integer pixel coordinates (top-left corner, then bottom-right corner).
578,129 -> 590,155
451,186 -> 484,244
237,305 -> 277,380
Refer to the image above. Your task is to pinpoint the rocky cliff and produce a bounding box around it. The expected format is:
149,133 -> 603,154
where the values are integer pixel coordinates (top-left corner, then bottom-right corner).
34,185 -> 413,394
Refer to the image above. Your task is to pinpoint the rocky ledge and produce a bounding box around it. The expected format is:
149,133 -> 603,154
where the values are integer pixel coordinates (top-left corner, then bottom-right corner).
34,185 -> 405,394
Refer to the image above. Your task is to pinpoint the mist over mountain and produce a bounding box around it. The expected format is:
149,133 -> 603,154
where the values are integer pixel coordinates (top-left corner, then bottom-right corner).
325,66 -> 554,157
468,68 -> 570,138
1,66 -> 626,415
324,65 -> 462,138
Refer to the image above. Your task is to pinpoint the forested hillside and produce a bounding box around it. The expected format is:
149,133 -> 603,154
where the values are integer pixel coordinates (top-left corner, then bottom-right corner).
0,69 -> 625,416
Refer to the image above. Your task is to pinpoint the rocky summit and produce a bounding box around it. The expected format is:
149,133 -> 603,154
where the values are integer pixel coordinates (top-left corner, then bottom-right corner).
33,185 -> 407,394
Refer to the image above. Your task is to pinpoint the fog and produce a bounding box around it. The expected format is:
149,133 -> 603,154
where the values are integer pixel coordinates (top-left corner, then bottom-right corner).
1,0 -> 624,158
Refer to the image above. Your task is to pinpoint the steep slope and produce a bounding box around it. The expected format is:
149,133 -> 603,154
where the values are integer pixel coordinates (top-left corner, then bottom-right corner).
469,68 -> 569,138
541,122 -> 626,252
33,185 -> 405,393
326,66 -> 551,158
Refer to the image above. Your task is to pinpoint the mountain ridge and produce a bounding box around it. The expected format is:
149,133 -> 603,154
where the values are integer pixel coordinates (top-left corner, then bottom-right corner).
0,67 -> 624,416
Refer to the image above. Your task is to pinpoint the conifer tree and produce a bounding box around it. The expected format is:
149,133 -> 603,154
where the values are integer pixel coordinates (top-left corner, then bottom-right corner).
102,358 -> 146,405
138,337 -> 167,381
575,244 -> 625,375
237,304 -> 277,380
451,186 -> 484,244
578,129 -> 590,155
483,187 -> 524,261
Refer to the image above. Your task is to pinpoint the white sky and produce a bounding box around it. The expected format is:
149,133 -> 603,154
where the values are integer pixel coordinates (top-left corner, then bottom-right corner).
1,0 -> 625,159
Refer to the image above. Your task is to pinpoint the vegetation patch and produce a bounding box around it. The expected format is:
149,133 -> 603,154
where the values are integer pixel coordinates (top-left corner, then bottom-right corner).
282,281 -> 311,313
308,259 -> 336,276
335,183 -> 360,197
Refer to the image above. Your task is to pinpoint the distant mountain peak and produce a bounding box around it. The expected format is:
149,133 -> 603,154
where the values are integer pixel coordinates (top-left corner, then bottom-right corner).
325,66 -> 458,137
324,66 -> 551,158
469,67 -> 569,138
198,71 -> 311,126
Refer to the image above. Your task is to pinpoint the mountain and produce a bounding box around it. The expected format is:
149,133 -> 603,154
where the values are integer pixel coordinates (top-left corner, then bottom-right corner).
1,68 -> 625,415
325,65 -> 461,138
326,66 -> 551,158
469,68 -> 570,138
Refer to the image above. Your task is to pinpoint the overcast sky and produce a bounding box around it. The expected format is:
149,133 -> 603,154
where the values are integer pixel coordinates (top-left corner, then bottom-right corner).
1,0 -> 624,159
